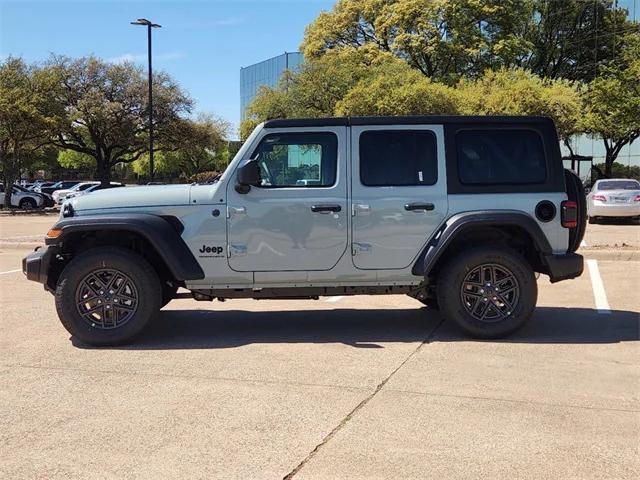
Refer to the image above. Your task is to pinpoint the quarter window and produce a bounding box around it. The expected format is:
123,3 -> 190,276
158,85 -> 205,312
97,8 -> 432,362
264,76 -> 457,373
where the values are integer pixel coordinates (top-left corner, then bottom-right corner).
251,132 -> 337,188
359,130 -> 438,187
456,130 -> 546,185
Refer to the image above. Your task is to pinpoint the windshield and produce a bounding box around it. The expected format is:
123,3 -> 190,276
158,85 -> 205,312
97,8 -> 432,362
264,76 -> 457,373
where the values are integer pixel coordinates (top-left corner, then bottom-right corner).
75,183 -> 96,191
598,180 -> 640,191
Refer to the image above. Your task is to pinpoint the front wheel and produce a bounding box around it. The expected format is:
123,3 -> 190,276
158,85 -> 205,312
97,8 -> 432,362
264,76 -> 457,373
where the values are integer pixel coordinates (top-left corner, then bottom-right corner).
437,247 -> 537,339
55,247 -> 162,346
19,198 -> 37,210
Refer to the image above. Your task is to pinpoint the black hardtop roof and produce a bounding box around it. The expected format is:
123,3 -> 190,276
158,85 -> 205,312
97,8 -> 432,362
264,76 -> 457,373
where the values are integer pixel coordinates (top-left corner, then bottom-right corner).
263,115 -> 554,129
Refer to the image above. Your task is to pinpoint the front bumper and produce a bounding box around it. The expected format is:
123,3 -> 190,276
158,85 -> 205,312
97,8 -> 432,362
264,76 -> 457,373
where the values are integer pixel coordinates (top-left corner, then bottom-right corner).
542,252 -> 583,283
22,246 -> 54,287
588,203 -> 640,218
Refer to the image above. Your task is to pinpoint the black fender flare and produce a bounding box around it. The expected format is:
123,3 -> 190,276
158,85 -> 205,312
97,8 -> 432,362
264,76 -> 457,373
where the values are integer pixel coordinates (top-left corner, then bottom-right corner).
46,213 -> 205,281
412,210 -> 553,277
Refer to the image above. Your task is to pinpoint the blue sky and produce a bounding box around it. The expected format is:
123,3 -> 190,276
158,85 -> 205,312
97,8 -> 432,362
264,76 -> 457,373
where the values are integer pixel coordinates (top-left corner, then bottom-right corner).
2,0 -> 638,139
0,0 -> 334,137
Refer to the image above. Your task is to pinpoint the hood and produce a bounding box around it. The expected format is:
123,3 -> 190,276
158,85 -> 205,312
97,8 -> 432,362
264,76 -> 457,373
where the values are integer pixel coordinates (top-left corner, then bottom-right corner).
68,184 -> 193,212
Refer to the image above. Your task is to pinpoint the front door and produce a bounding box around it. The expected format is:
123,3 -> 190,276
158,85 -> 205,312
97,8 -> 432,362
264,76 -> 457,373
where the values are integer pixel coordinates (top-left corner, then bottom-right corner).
351,125 -> 448,270
226,127 -> 348,272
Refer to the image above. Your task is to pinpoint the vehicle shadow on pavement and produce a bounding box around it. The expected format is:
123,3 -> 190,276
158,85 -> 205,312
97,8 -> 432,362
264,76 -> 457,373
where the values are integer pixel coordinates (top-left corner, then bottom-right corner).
88,306 -> 640,350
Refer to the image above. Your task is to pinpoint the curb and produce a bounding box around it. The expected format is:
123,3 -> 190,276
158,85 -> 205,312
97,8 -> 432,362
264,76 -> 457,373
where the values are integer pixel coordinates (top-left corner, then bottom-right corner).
0,210 -> 57,216
0,241 -> 42,250
579,249 -> 640,262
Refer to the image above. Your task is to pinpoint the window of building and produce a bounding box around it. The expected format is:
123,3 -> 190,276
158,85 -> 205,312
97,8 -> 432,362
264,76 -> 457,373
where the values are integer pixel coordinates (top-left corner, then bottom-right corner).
251,132 -> 337,188
456,130 -> 546,185
359,130 -> 438,187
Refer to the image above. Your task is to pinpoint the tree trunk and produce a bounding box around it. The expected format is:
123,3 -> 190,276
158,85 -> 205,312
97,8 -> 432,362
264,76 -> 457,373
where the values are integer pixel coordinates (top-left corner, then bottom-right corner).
604,154 -> 613,177
95,151 -> 111,187
3,178 -> 13,210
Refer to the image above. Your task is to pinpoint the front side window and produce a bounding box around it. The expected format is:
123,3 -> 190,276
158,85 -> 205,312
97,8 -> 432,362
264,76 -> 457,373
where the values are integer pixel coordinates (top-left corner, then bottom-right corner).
456,129 -> 546,185
359,130 -> 438,187
251,132 -> 338,188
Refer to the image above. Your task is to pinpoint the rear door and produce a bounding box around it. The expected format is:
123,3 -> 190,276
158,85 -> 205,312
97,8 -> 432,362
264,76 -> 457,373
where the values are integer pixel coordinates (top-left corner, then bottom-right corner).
350,125 -> 448,269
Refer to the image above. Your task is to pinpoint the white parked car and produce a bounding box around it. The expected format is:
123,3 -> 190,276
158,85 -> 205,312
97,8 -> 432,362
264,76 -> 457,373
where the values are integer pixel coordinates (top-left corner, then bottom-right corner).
53,182 -> 99,205
0,184 -> 44,210
587,178 -> 640,224
65,182 -> 124,201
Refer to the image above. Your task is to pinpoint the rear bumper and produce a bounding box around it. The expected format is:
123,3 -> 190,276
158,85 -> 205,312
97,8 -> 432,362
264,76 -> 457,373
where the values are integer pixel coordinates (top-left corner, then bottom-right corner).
588,203 -> 640,217
22,247 -> 54,287
542,252 -> 584,283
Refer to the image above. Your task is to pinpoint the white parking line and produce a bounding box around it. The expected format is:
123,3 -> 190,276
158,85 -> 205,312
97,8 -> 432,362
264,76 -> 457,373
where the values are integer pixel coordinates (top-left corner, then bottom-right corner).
586,259 -> 611,314
0,269 -> 21,275
325,296 -> 344,303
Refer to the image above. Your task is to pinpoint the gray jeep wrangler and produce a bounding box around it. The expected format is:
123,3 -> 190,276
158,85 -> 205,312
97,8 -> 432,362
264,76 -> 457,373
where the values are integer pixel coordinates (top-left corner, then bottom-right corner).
23,116 -> 586,345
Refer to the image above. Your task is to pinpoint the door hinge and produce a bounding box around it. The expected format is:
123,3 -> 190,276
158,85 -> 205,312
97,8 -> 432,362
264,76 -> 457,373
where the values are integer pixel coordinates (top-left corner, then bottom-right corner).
228,244 -> 247,257
352,204 -> 371,216
227,206 -> 246,218
352,242 -> 372,255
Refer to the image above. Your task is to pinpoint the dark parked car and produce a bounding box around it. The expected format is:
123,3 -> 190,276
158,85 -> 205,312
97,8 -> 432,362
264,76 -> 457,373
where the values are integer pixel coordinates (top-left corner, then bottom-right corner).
39,181 -> 81,196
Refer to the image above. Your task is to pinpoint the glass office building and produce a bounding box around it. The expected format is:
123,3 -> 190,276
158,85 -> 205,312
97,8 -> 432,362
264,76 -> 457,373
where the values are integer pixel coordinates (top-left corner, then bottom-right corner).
240,52 -> 303,119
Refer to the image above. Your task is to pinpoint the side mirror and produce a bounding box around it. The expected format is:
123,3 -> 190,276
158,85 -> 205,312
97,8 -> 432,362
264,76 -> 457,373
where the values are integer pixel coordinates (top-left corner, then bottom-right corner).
235,159 -> 260,194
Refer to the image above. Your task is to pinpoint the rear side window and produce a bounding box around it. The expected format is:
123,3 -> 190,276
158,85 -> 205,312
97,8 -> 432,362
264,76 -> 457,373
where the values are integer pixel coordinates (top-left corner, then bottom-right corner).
360,130 -> 437,186
456,130 -> 546,185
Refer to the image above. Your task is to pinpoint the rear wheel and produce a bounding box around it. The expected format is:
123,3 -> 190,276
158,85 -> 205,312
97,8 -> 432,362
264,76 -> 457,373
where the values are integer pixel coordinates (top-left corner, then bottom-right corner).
19,197 -> 36,210
437,246 -> 537,339
55,247 -> 161,346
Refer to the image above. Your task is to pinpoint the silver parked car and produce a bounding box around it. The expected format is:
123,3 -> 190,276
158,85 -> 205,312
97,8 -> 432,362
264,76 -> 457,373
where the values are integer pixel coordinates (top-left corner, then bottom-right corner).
587,178 -> 640,224
0,184 -> 45,210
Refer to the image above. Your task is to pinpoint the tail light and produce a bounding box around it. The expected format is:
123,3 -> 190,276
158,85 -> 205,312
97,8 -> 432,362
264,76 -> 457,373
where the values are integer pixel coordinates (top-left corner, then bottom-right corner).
592,194 -> 606,202
634,195 -> 640,203
561,200 -> 578,228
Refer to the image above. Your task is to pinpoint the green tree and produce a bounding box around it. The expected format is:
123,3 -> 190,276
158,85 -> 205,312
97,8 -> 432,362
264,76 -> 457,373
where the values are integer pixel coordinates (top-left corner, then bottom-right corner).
580,34 -> 640,176
593,162 -> 640,181
134,114 -> 230,180
0,57 -> 55,207
57,149 -> 95,170
46,56 -> 193,186
303,0 -> 637,84
335,62 -> 460,116
302,0 -> 536,83
525,0 -> 638,82
457,68 -> 583,142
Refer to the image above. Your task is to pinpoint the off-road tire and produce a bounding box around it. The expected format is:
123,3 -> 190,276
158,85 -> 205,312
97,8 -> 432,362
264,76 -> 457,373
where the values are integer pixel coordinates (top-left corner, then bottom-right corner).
19,198 -> 36,210
55,247 -> 161,346
437,246 -> 537,339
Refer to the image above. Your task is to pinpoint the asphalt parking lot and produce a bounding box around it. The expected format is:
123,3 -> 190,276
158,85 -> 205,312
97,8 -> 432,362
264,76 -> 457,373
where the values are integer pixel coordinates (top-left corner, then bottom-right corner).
1,214 -> 638,479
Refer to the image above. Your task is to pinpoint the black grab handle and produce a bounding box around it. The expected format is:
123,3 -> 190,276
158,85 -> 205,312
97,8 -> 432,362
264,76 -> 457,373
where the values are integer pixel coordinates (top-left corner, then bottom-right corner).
311,204 -> 342,213
404,203 -> 435,211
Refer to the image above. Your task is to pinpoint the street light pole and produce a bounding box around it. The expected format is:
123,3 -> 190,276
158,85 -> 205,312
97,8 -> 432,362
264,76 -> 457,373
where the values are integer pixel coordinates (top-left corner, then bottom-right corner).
131,18 -> 161,181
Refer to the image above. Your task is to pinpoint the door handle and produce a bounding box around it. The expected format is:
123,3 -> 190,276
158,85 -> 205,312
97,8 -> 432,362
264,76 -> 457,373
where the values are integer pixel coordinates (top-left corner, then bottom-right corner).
404,203 -> 435,211
311,204 -> 342,213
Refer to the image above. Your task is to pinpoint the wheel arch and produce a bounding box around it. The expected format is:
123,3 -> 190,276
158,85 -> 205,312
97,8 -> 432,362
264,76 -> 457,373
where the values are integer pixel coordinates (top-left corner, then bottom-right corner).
45,213 -> 204,290
413,211 -> 553,280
